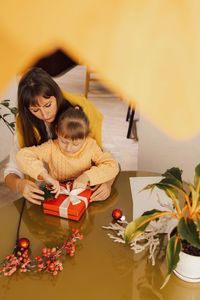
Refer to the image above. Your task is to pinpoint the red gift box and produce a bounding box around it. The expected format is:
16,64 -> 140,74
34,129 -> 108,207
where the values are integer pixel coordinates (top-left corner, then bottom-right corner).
43,182 -> 92,221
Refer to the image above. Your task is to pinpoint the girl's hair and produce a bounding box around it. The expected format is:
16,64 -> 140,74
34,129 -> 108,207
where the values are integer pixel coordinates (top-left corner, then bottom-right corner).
18,67 -> 73,146
56,107 -> 90,140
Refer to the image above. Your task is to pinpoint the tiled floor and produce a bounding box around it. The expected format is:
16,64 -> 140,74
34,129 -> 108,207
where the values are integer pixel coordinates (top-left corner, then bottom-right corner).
0,65 -> 138,207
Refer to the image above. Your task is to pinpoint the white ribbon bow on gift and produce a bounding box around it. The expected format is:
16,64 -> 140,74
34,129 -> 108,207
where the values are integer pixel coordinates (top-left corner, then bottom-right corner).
59,183 -> 88,218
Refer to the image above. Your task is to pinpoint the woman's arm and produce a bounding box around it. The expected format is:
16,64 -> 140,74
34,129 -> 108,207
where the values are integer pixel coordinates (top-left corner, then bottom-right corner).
4,132 -> 44,205
5,173 -> 44,205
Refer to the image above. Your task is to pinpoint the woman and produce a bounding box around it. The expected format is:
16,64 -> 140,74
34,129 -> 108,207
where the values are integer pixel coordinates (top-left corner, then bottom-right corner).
4,67 -> 115,205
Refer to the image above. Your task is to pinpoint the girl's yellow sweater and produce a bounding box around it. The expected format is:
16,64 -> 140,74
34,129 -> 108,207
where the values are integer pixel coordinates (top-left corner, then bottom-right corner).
16,137 -> 119,186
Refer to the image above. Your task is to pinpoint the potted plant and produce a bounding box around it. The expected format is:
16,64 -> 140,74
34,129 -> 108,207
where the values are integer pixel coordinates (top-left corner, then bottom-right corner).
0,99 -> 17,134
124,164 -> 200,288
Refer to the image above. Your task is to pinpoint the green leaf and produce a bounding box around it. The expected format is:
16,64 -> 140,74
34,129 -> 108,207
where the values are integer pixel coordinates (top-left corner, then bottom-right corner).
124,211 -> 162,243
166,235 -> 181,274
178,217 -> 200,249
196,215 -> 200,239
194,163 -> 200,189
141,183 -> 156,192
39,185 -> 54,201
196,215 -> 200,230
9,122 -> 15,128
142,209 -> 161,216
160,236 -> 181,289
196,215 -> 200,240
143,178 -> 184,194
2,113 -> 9,118
152,183 -> 179,200
1,101 -> 9,107
143,182 -> 177,195
162,167 -> 183,182
10,107 -> 17,115
159,185 -> 178,198
189,184 -> 199,212
142,182 -> 181,212
165,188 -> 181,213
124,216 -> 151,243
159,177 -> 184,192
160,274 -> 171,290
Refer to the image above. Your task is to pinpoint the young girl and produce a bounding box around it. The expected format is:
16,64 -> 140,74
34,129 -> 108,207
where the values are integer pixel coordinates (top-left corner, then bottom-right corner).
16,108 -> 119,199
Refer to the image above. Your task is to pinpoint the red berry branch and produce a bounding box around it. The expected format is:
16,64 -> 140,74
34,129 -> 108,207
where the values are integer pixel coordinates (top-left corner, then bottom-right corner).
0,229 -> 83,276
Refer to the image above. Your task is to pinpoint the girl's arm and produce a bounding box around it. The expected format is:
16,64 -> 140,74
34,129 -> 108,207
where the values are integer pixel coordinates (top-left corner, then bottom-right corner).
73,174 -> 115,201
16,141 -> 52,181
90,177 -> 115,202
16,142 -> 59,199
73,139 -> 119,200
83,140 -> 119,186
38,170 -> 60,198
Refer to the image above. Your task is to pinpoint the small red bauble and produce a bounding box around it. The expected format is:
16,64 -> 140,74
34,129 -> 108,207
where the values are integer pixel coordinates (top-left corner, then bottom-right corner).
112,209 -> 123,220
17,238 -> 30,249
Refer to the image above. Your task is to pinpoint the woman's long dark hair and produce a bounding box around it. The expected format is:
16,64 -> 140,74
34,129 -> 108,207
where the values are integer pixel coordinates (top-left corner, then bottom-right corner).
18,67 -> 73,146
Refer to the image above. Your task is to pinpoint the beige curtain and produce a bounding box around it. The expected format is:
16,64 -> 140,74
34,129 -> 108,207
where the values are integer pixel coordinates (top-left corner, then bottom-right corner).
1,0 -> 199,139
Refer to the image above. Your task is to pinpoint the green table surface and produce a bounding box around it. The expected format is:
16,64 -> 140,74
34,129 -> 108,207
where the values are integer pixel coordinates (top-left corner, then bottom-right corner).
0,171 -> 200,300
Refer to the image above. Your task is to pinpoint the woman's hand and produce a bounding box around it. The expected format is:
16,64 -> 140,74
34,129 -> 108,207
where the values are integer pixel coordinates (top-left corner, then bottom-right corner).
16,179 -> 45,205
90,179 -> 114,202
39,171 -> 60,198
73,173 -> 89,190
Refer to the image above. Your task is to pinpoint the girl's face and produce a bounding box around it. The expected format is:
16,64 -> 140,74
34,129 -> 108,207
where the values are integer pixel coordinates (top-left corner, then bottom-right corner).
58,136 -> 85,155
29,96 -> 57,124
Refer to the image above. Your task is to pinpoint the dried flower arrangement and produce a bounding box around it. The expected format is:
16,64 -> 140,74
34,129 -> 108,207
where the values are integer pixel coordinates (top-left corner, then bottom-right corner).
103,215 -> 169,266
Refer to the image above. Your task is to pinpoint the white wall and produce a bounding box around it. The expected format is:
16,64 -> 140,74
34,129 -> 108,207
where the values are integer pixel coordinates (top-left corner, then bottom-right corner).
0,77 -> 18,162
138,115 -> 200,182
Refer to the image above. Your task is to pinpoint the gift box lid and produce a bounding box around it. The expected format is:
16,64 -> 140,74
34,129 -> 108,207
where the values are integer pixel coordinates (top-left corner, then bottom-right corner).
43,183 -> 92,218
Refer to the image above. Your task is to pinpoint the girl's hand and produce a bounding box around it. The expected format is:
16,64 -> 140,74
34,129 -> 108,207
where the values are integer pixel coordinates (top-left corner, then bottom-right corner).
39,171 -> 60,198
90,180 -> 113,202
17,179 -> 44,205
73,174 -> 89,190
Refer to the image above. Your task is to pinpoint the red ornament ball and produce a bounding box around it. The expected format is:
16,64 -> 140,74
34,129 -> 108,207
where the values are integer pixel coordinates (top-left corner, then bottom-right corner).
112,209 -> 123,220
17,238 -> 30,249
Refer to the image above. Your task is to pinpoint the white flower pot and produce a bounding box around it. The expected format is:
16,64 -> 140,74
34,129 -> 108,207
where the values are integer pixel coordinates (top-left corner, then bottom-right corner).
174,250 -> 200,282
169,227 -> 200,282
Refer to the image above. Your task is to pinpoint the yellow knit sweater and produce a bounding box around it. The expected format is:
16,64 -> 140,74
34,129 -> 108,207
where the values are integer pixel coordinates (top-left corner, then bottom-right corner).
16,137 -> 119,186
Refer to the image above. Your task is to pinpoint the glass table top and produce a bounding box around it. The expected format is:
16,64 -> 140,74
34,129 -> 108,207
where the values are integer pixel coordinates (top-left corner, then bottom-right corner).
0,171 -> 200,300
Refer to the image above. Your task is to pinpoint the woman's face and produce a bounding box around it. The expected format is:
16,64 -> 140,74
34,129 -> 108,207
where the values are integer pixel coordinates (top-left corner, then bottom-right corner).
29,96 -> 57,124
